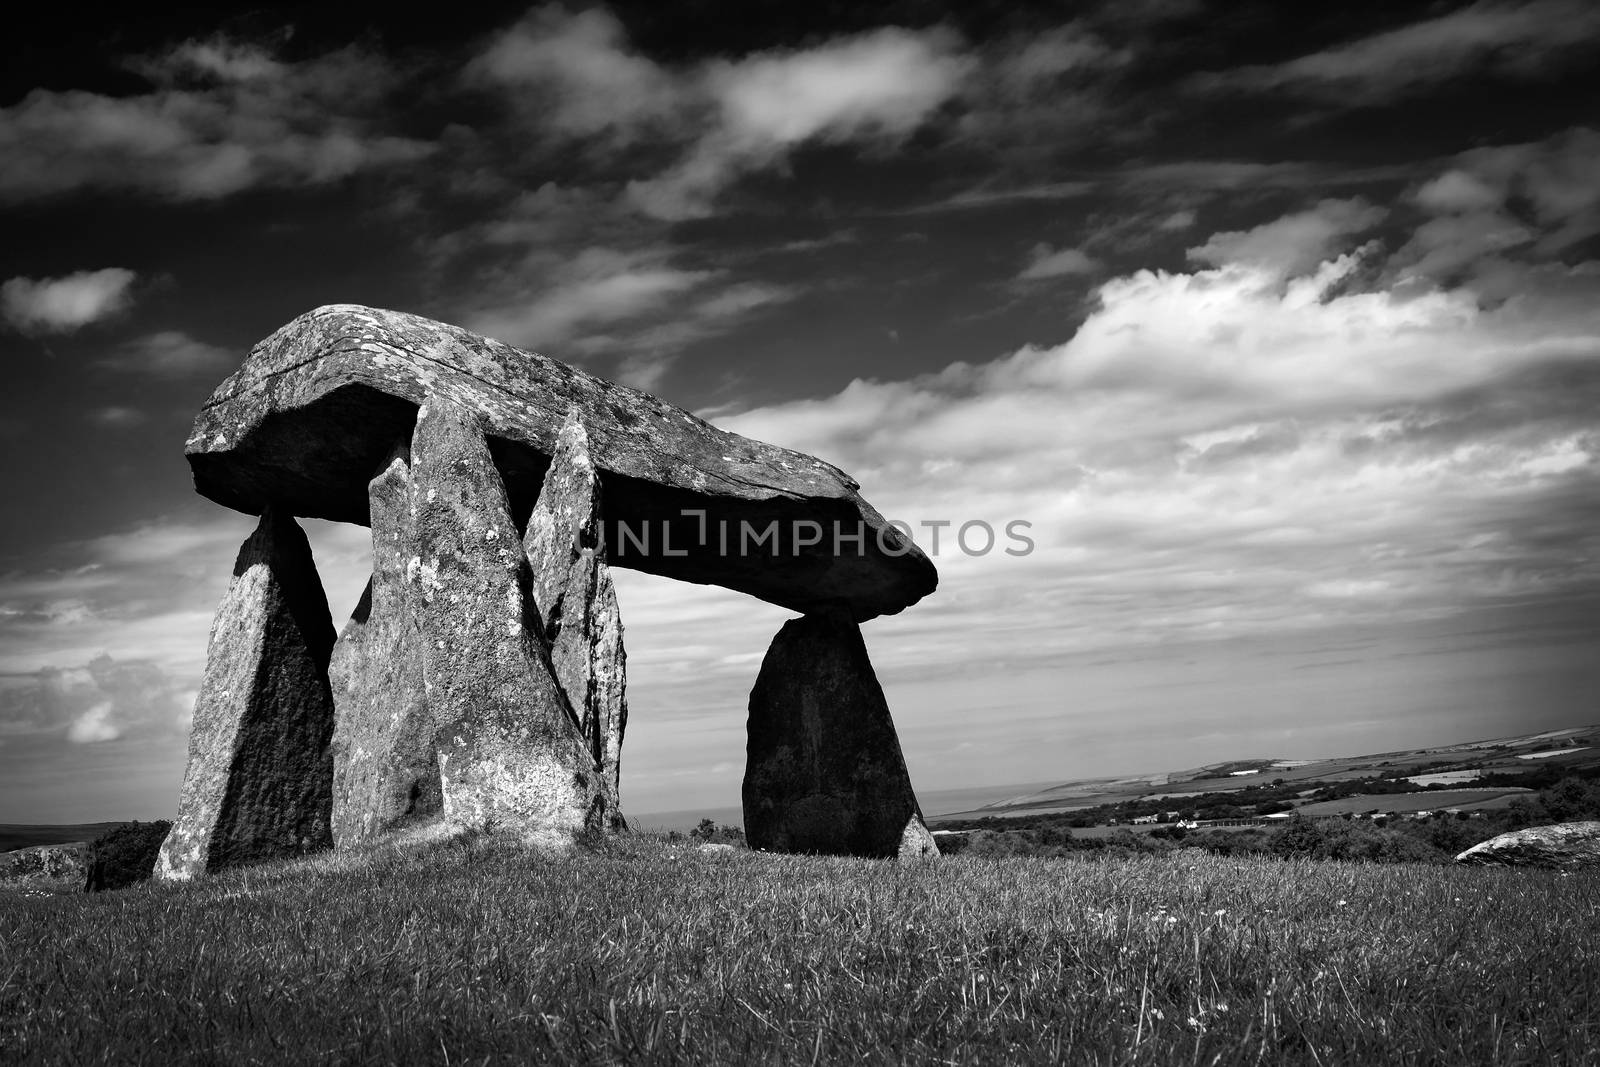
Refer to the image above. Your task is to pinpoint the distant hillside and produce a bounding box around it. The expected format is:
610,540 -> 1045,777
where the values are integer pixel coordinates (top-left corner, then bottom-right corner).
932,722 -> 1600,822
0,823 -> 125,853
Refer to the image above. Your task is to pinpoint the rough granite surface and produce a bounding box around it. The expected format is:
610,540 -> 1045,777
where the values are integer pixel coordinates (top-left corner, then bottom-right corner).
524,411 -> 628,807
156,509 -> 336,880
409,396 -> 612,845
185,304 -> 935,620
328,446 -> 439,846
743,608 -> 937,859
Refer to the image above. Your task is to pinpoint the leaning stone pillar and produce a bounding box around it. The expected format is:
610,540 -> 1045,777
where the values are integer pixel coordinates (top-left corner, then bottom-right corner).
523,410 -> 628,813
410,396 -> 614,845
743,608 -> 938,858
155,508 -> 337,880
327,445 -> 438,846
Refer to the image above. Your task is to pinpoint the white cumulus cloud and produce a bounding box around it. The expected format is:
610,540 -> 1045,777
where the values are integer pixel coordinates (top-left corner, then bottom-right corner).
628,27 -> 970,219
1187,198 -> 1385,280
1,268 -> 137,335
713,202 -> 1600,669
1017,245 -> 1099,281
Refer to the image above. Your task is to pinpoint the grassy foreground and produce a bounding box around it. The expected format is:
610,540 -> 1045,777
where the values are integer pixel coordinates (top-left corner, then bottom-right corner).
2,834 -> 1596,1065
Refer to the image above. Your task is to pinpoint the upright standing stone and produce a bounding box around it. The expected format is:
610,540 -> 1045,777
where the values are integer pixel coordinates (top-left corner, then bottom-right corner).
410,396 -> 613,845
743,608 -> 938,858
523,410 -> 628,807
327,446 -> 438,846
156,508 -> 336,880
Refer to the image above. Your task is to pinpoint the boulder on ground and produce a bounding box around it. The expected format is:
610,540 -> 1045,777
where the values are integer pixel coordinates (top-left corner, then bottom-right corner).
0,843 -> 89,887
410,396 -> 613,846
524,410 -> 627,805
156,509 -> 336,880
186,304 -> 935,621
743,608 -> 938,859
898,815 -> 940,859
1454,821 -> 1600,869
86,821 -> 173,891
328,446 -> 438,846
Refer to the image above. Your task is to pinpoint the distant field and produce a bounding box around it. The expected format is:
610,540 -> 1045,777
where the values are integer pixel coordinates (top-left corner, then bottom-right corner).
1406,770 -> 1483,786
0,824 -> 122,853
2,834 -> 1594,1065
934,723 -> 1600,826
1294,789 -> 1533,817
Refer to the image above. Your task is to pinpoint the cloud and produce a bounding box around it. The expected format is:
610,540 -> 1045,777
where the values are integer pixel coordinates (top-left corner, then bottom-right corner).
1415,170 -> 1503,214
0,515 -> 255,679
710,205 -> 1600,673
0,513 -> 369,767
914,159 -> 1410,221
1157,209 -> 1196,231
0,654 -> 193,746
0,36 -> 433,201
1393,127 -> 1600,290
1017,245 -> 1099,281
67,700 -> 119,744
1122,159 -> 1416,192
902,180 -> 1096,214
459,238 -> 799,383
1,268 -> 137,334
626,28 -> 971,219
1187,198 -> 1385,280
465,7 -> 687,149
88,407 -> 147,429
465,247 -> 715,349
709,28 -> 968,148
95,330 -> 235,377
950,23 -> 1128,153
468,11 -> 970,220
1196,0 -> 1600,104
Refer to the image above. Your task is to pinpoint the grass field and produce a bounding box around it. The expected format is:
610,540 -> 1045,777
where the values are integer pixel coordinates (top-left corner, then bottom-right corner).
2,833 -> 1596,1065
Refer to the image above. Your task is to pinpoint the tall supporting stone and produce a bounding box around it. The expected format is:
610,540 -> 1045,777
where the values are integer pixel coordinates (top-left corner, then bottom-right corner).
523,410 -> 628,808
156,508 -> 337,880
410,396 -> 613,844
743,608 -> 938,859
327,446 -> 438,846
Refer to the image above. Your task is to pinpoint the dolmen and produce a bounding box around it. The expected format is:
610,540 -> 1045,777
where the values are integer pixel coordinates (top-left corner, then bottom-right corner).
156,304 -> 940,879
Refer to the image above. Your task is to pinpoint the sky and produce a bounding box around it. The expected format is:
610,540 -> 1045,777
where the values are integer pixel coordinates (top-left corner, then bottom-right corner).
1,0 -> 1597,823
